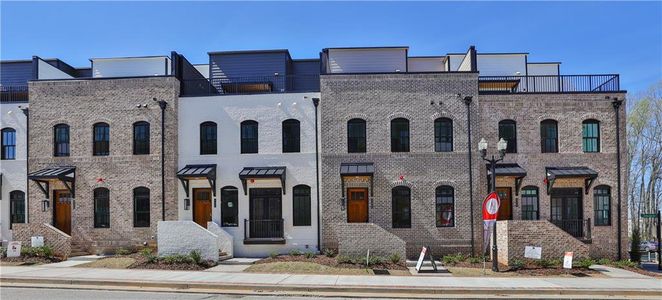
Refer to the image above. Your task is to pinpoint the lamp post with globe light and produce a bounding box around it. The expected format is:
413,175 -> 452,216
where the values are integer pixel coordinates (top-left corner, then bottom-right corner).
478,137 -> 508,271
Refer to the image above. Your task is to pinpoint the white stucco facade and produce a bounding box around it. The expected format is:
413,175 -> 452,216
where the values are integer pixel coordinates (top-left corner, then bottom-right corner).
178,92 -> 320,257
0,102 -> 28,242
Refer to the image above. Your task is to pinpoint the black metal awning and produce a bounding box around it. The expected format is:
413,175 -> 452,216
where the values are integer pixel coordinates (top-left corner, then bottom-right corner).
239,167 -> 286,195
177,164 -> 217,198
340,163 -> 375,205
487,163 -> 527,195
546,167 -> 598,195
28,166 -> 76,198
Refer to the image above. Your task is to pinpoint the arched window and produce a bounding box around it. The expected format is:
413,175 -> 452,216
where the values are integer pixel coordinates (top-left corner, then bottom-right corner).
293,185 -> 311,226
240,120 -> 258,154
93,122 -> 110,156
594,185 -> 611,226
200,121 -> 217,155
347,118 -> 366,153
521,186 -> 539,220
9,190 -> 25,228
498,120 -> 517,153
53,123 -> 70,157
133,121 -> 150,155
282,119 -> 301,153
93,187 -> 110,228
220,186 -> 238,227
392,186 -> 411,228
436,186 -> 454,227
1,128 -> 16,160
582,119 -> 600,153
133,187 -> 150,227
540,119 -> 558,153
391,118 -> 410,152
434,118 -> 453,152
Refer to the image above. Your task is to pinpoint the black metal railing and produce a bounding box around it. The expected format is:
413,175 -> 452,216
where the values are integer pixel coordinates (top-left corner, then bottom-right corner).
550,218 -> 592,240
478,75 -> 620,93
244,219 -> 284,239
180,75 -> 320,97
0,86 -> 29,102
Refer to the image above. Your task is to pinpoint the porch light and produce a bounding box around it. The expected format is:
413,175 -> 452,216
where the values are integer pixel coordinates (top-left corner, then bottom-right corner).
41,199 -> 50,212
184,198 -> 190,210
478,138 -> 488,158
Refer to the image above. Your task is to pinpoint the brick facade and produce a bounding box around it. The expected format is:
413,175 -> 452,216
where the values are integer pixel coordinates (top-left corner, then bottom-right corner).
27,77 -> 180,253
13,222 -> 72,258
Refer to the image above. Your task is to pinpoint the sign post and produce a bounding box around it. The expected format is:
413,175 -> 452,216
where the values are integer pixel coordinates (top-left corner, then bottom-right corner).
7,241 -> 21,258
482,192 -> 500,272
563,252 -> 574,269
415,246 -> 438,273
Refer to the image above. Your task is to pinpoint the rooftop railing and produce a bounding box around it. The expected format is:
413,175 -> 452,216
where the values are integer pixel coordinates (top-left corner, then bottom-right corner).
180,75 -> 320,97
478,74 -> 620,94
0,86 -> 29,103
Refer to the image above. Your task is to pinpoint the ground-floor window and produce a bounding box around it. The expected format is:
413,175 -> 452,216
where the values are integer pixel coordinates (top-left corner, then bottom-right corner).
594,185 -> 611,226
435,186 -> 454,227
221,186 -> 238,227
292,185 -> 311,226
521,186 -> 539,220
10,190 -> 25,228
94,187 -> 110,228
392,186 -> 411,228
133,187 -> 150,227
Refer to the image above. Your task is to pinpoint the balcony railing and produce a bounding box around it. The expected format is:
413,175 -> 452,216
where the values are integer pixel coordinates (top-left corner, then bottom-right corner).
0,86 -> 29,102
479,75 -> 620,94
550,218 -> 592,241
180,75 -> 320,97
244,219 -> 285,244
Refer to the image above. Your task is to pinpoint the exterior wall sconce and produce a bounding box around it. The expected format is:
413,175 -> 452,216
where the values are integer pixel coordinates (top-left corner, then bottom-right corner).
213,197 -> 217,208
184,198 -> 190,210
41,199 -> 50,212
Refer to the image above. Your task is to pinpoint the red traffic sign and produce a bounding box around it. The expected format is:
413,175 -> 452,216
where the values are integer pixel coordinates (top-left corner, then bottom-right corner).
482,192 -> 501,221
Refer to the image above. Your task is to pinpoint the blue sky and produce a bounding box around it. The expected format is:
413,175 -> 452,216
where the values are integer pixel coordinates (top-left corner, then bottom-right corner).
2,1 -> 660,94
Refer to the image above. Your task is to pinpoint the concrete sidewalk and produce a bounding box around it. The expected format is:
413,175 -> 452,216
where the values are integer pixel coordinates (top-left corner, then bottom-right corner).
1,266 -> 661,298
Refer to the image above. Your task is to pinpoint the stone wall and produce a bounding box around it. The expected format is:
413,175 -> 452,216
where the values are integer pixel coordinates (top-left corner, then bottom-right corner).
334,223 -> 406,259
157,221 -> 219,262
13,223 -> 71,258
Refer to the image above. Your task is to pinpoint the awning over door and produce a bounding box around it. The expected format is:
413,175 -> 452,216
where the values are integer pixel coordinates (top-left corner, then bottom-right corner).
340,162 -> 374,200
487,163 -> 527,195
545,167 -> 598,195
239,166 -> 286,195
28,166 -> 76,198
177,164 -> 217,198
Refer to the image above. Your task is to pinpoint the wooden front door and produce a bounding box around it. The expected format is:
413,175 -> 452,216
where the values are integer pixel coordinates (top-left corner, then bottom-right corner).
53,190 -> 72,235
193,188 -> 212,228
347,188 -> 368,223
496,187 -> 512,220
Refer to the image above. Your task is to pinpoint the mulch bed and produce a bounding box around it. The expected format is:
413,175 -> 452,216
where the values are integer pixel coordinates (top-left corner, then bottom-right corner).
0,256 -> 62,265
114,253 -> 215,271
255,255 -> 408,271
447,261 -> 599,276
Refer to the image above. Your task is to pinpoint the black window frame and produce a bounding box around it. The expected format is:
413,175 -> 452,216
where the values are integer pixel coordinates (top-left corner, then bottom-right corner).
594,185 -> 611,226
93,187 -> 110,228
282,119 -> 301,153
133,187 -> 150,228
133,121 -> 150,155
540,119 -> 558,153
582,119 -> 600,153
521,186 -> 539,220
53,123 -> 70,157
392,186 -> 411,228
92,122 -> 110,156
240,120 -> 258,154
347,118 -> 366,153
9,190 -> 25,228
292,184 -> 311,226
434,118 -> 453,152
220,186 -> 239,227
391,118 -> 410,153
200,121 -> 217,155
1,127 -> 16,160
435,185 -> 455,227
498,119 -> 517,153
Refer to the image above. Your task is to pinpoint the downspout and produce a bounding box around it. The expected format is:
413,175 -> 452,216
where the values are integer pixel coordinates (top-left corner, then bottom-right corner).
612,98 -> 623,260
464,96 -> 475,255
154,98 -> 168,221
312,97 -> 321,251
21,106 -> 29,223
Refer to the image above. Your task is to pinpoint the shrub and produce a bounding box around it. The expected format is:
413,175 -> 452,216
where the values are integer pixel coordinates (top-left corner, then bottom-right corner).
388,253 -> 401,264
162,254 -> 193,264
304,251 -> 316,259
190,250 -> 202,265
289,249 -> 303,256
367,255 -> 384,266
323,248 -> 336,257
0,247 -> 5,258
20,246 -> 55,258
468,256 -> 483,264
41,246 -> 54,258
574,258 -> 595,269
140,247 -> 152,257
510,258 -> 525,270
442,253 -> 466,265
146,254 -> 158,264
269,251 -> 279,259
535,258 -> 562,268
597,258 -> 612,265
614,259 -> 638,269
336,255 -> 352,264
115,247 -> 130,256
630,228 -> 641,262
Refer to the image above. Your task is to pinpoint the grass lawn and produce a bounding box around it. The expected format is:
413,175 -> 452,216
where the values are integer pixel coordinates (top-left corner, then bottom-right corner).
78,257 -> 136,269
245,261 -> 410,276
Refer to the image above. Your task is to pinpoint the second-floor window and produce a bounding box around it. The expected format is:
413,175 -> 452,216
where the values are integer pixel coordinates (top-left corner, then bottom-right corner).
93,122 -> 110,156
200,121 -> 217,155
282,119 -> 300,153
1,128 -> 16,160
540,119 -> 558,153
499,120 -> 517,153
434,118 -> 453,152
347,118 -> 366,153
241,120 -> 258,154
391,118 -> 410,152
582,119 -> 600,153
53,124 -> 70,157
133,121 -> 150,155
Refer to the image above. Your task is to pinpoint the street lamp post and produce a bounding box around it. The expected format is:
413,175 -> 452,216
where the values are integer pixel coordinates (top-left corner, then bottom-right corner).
478,137 -> 508,272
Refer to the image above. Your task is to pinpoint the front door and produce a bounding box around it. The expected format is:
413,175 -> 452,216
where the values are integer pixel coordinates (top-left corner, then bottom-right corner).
53,190 -> 72,235
496,187 -> 512,220
249,188 -> 282,238
347,188 -> 369,223
551,188 -> 583,237
193,188 -> 212,228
